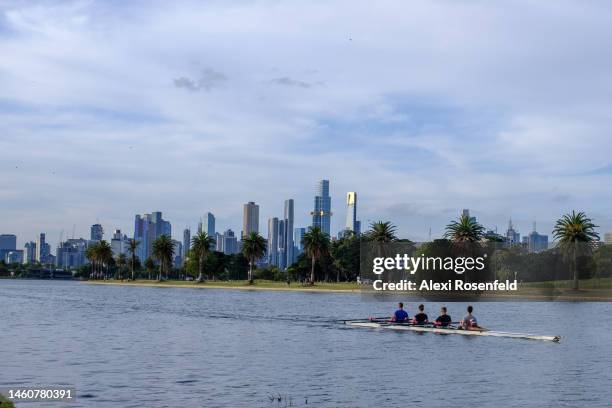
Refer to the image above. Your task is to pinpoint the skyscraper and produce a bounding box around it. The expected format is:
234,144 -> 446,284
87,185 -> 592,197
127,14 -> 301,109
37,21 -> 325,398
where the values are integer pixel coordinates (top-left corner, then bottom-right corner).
0,234 -> 17,262
294,227 -> 306,257
90,224 -> 104,241
311,179 -> 332,236
524,222 -> 548,253
505,218 -> 520,246
242,202 -> 259,237
283,199 -> 294,267
24,241 -> 36,264
345,192 -> 360,234
183,227 -> 191,261
133,211 -> 171,261
222,229 -> 238,254
267,217 -> 279,266
36,233 -> 50,264
110,229 -> 128,256
278,219 -> 286,269
202,212 -> 215,236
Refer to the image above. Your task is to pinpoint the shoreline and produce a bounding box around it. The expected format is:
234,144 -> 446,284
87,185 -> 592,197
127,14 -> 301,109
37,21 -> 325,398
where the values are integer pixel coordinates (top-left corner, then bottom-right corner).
83,280 -> 361,293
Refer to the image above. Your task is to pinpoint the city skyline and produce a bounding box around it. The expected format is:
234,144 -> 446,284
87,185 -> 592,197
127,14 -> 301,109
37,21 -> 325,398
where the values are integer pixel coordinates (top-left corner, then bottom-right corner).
2,1 -> 612,248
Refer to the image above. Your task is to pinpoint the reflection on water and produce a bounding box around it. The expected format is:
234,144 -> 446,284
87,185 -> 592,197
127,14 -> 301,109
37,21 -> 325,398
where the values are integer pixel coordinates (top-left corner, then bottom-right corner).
1,280 -> 612,407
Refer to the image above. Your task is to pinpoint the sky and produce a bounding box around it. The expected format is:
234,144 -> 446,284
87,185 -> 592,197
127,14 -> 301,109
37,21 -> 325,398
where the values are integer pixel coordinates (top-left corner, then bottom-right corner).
1,0 -> 612,249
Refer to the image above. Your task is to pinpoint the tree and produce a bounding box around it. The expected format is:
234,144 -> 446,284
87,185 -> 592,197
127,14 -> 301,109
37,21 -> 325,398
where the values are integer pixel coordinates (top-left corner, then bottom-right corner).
191,232 -> 216,282
85,243 -> 99,279
330,231 -> 360,282
302,227 -> 330,284
152,235 -> 175,281
553,211 -> 599,290
144,257 -> 155,280
127,239 -> 140,280
444,214 -> 485,242
241,232 -> 267,284
366,221 -> 398,243
116,253 -> 127,280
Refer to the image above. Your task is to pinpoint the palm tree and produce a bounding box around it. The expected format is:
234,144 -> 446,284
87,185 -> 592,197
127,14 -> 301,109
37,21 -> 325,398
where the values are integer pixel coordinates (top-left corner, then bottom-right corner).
191,232 -> 216,282
85,243 -> 99,279
241,232 -> 267,284
96,241 -> 113,280
553,211 -> 599,290
444,214 -> 485,242
152,235 -> 174,281
302,227 -> 330,284
116,253 -> 127,280
367,221 -> 398,243
144,257 -> 155,280
127,239 -> 140,281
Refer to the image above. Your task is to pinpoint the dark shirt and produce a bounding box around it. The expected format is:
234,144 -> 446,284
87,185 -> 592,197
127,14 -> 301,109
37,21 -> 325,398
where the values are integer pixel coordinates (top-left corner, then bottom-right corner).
435,314 -> 452,326
413,312 -> 428,325
394,309 -> 409,323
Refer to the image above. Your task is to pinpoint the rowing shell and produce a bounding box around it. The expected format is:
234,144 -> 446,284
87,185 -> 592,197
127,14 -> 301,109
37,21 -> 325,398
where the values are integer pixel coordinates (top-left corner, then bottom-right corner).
345,321 -> 561,342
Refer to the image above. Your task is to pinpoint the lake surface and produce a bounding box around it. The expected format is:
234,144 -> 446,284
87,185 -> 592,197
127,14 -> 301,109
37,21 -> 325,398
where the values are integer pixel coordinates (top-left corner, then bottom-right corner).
1,280 -> 612,407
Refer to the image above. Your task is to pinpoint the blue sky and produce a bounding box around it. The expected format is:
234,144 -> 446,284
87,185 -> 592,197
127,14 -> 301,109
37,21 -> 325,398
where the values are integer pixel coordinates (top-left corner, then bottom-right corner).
1,0 -> 612,248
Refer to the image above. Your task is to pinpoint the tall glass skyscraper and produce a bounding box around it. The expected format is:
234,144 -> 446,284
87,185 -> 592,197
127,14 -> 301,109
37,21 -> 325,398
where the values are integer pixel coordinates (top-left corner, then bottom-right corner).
202,212 -> 215,236
242,202 -> 259,238
345,192 -> 360,233
283,199 -> 294,266
134,211 -> 171,261
311,180 -> 331,236
267,217 -> 279,266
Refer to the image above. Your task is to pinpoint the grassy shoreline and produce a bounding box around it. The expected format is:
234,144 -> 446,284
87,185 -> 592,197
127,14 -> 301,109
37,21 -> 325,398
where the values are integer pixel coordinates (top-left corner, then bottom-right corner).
83,278 -> 612,300
84,279 -> 361,293
0,394 -> 15,408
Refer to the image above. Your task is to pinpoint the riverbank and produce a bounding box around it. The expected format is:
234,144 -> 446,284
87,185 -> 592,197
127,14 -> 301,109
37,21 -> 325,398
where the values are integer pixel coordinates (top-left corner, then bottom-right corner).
84,279 -> 361,293
0,394 -> 15,408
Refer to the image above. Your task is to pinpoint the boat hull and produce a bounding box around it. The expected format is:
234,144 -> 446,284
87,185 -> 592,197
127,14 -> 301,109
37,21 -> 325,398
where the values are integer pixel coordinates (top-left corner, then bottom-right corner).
345,321 -> 560,342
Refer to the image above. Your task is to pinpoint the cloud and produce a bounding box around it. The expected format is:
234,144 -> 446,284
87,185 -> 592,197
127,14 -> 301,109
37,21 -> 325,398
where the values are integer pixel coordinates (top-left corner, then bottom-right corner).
174,68 -> 227,92
269,77 -> 317,89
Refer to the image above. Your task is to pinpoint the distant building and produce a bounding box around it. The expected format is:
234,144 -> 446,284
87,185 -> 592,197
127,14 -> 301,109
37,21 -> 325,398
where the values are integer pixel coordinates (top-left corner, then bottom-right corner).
0,234 -> 17,262
202,213 -> 215,236
133,211 -> 171,261
5,250 -> 24,264
282,199 -> 294,267
505,219 -> 521,246
56,238 -> 88,269
345,192 -> 361,234
524,223 -> 548,253
182,228 -> 191,261
267,217 -> 279,267
294,227 -> 306,258
242,202 -> 259,237
311,180 -> 332,235
90,224 -> 104,241
24,241 -> 36,264
215,232 -> 224,252
110,229 -> 129,256
605,233 -> 612,245
172,240 -> 183,268
222,229 -> 239,255
36,233 -> 50,264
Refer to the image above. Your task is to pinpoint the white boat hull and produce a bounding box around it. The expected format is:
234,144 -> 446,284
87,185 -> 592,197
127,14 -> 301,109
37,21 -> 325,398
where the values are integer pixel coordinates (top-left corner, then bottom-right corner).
345,321 -> 560,342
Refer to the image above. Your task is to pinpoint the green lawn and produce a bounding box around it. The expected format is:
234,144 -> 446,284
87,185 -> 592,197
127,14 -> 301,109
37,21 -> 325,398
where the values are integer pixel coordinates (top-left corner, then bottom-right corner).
0,394 -> 15,408
523,276 -> 612,289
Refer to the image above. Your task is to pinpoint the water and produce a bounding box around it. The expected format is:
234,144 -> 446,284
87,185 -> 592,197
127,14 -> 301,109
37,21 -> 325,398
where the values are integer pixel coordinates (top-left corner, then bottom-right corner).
1,280 -> 611,407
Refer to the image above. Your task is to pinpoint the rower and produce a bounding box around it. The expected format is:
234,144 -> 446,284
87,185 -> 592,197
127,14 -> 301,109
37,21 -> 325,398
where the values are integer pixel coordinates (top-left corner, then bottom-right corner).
459,305 -> 479,330
412,304 -> 428,325
434,306 -> 452,327
390,302 -> 409,323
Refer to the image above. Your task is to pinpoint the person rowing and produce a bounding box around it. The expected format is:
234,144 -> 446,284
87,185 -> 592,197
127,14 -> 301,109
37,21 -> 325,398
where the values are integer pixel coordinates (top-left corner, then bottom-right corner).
412,304 -> 428,325
390,302 -> 409,323
434,306 -> 452,327
459,305 -> 480,330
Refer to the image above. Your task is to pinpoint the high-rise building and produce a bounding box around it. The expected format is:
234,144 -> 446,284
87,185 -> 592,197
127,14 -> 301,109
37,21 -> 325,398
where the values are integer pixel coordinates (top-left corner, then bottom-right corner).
24,241 -> 36,264
222,229 -> 238,255
172,240 -> 183,268
524,223 -> 548,253
242,202 -> 259,237
267,217 -> 279,266
215,232 -> 224,252
90,224 -> 104,241
110,229 -> 128,256
57,238 -> 88,269
36,233 -> 50,264
0,234 -> 17,262
344,192 -> 360,234
505,219 -> 520,246
182,228 -> 191,261
283,199 -> 295,267
202,213 -> 215,236
5,250 -> 24,264
133,211 -> 172,261
311,179 -> 332,235
294,227 -> 306,257
604,233 -> 612,245
278,219 -> 286,269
